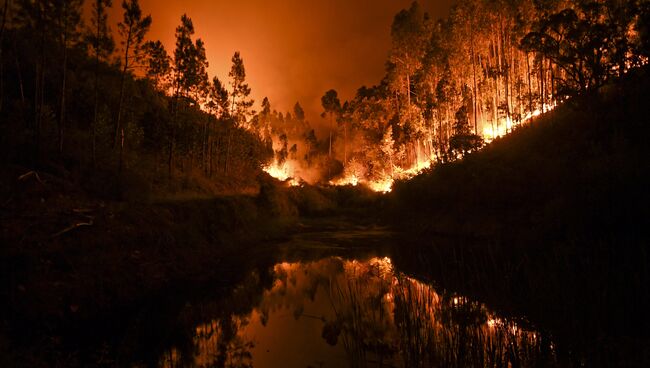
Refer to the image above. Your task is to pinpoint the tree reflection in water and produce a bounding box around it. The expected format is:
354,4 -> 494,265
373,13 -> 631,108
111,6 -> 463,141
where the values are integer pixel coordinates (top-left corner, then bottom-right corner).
159,257 -> 555,367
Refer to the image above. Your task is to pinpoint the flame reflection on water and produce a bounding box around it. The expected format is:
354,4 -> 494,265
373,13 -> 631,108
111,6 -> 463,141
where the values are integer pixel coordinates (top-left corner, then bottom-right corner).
159,256 -> 554,368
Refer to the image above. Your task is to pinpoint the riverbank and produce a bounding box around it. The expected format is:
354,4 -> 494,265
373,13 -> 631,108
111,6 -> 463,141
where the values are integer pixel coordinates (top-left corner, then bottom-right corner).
388,67 -> 650,365
0,156 -> 384,366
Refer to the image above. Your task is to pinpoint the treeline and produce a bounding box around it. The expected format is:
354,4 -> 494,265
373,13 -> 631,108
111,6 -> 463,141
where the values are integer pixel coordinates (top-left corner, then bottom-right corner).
316,0 -> 650,185
0,0 -> 274,192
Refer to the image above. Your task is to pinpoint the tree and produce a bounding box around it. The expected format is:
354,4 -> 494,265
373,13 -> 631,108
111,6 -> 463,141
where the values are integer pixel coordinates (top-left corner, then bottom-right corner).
144,40 -> 170,92
258,97 -> 272,142
521,1 -> 637,97
637,0 -> 650,58
388,1 -> 430,134
114,0 -> 151,170
293,101 -> 305,121
173,15 -> 208,100
54,0 -> 83,155
86,0 -> 114,166
380,125 -> 396,175
229,51 -> 253,126
303,129 -> 318,167
321,89 -> 341,158
169,14 -> 209,177
449,105 -> 483,158
0,0 -> 11,113
207,77 -> 230,118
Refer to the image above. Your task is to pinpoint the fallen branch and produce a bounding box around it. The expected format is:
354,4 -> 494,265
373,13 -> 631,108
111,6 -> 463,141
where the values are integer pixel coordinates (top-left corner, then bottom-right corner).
72,208 -> 94,214
51,221 -> 93,238
18,171 -> 46,185
71,209 -> 96,221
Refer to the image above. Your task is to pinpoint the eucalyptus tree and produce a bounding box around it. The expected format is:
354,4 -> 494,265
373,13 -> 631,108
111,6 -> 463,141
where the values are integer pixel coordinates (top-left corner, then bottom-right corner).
388,1 -> 431,166
521,4 -> 614,97
388,4 -> 430,120
293,101 -> 307,134
321,89 -> 341,159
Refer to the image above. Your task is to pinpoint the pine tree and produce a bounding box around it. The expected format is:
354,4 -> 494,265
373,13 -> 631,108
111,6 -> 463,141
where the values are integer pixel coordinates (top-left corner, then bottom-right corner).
229,51 -> 254,126
54,0 -> 83,155
114,0 -> 151,171
86,0 -> 114,167
144,40 -> 171,92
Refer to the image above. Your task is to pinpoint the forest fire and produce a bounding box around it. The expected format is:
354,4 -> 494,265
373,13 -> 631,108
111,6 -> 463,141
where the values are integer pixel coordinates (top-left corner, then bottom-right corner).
262,161 -> 301,187
1,0 -> 648,365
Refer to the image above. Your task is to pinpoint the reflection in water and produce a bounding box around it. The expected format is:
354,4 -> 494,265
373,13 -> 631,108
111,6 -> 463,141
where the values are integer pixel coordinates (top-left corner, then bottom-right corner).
159,257 -> 555,367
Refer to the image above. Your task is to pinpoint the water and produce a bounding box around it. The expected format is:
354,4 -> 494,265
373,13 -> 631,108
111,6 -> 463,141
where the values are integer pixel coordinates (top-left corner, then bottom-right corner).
156,255 -> 555,368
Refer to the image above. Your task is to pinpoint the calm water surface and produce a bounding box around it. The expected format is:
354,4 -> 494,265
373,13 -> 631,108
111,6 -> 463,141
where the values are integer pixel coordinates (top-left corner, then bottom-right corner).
156,254 -> 556,368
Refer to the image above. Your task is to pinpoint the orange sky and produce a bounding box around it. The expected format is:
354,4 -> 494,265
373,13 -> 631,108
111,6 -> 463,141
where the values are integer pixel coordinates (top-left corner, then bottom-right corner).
109,0 -> 453,126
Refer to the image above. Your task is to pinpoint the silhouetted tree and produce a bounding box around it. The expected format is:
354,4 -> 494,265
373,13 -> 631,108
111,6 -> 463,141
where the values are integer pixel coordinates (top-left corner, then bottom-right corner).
115,0 -> 151,172
321,89 -> 341,158
229,51 -> 253,126
86,0 -> 114,166
53,0 -> 83,155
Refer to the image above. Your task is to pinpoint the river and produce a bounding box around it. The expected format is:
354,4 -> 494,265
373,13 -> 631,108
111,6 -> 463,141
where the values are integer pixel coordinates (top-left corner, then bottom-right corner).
147,220 -> 556,368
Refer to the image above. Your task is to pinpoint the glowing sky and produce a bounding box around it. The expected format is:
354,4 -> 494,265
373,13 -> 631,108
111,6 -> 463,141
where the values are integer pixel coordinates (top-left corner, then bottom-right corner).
110,0 -> 454,126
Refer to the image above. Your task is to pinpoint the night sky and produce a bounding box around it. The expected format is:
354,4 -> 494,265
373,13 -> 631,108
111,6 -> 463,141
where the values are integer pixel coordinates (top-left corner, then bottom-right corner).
110,0 -> 454,125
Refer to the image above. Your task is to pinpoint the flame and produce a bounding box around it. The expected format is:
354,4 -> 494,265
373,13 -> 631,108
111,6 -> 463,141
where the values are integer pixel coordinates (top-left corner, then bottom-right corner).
263,160 -> 301,186
263,104 -> 558,193
366,178 -> 394,193
483,106 -> 553,143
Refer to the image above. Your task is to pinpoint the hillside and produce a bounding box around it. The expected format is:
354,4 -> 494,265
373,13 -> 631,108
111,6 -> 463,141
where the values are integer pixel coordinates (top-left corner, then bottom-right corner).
389,66 -> 650,365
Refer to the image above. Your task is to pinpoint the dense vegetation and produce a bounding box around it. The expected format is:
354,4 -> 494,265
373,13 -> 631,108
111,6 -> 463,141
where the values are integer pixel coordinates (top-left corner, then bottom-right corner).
2,0 -> 648,191
305,0 -> 650,186
0,0 -> 275,198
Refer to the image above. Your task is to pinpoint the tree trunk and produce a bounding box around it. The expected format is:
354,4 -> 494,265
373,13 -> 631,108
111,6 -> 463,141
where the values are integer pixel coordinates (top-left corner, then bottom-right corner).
540,58 -> 545,113
119,127 -> 124,173
406,72 -> 412,124
470,17 -> 479,135
0,0 -> 7,113
526,52 -> 533,121
13,47 -> 25,123
92,7 -> 101,169
208,138 -> 213,178
92,60 -> 99,168
328,113 -> 333,158
343,120 -> 347,165
168,129 -> 174,179
204,117 -> 210,176
59,21 -> 68,156
225,129 -> 232,175
114,25 -> 133,149
35,4 -> 47,152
